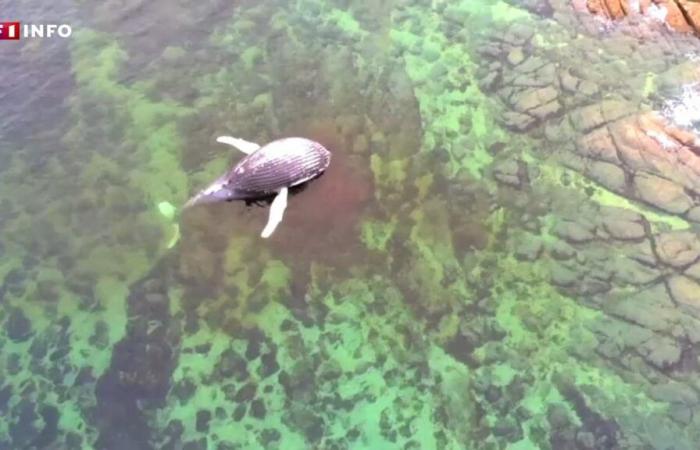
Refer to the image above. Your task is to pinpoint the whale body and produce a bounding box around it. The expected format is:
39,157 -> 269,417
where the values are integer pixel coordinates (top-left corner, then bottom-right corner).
185,136 -> 332,238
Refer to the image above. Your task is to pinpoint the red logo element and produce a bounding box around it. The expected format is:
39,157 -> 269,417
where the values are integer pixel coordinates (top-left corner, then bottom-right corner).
0,22 -> 21,40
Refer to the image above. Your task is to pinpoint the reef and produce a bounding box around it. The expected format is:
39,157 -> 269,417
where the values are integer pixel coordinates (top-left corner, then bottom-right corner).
1,0 -> 700,449
581,0 -> 700,37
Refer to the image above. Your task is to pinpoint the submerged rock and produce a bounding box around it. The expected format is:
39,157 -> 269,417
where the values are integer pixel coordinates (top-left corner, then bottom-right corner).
599,208 -> 647,241
6,308 -> 32,342
514,234 -> 544,261
493,159 -> 529,189
634,173 -> 693,215
654,231 -> 700,268
649,380 -> 699,405
668,275 -> 700,318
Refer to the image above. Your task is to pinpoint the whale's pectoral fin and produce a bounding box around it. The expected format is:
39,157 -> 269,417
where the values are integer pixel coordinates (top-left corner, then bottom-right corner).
216,135 -> 261,154
261,187 -> 288,239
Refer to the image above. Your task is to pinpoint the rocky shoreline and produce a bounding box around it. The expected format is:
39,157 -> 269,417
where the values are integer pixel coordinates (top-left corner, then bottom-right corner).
582,0 -> 700,37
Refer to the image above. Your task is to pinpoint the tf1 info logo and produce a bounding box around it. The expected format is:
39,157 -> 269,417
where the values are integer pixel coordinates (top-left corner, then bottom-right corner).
0,22 -> 73,40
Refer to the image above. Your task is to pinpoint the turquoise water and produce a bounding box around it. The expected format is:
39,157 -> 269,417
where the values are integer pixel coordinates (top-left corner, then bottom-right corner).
2,0 -> 700,449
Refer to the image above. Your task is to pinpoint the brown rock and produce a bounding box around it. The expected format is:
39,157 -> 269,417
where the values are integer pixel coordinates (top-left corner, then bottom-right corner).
687,206 -> 700,223
510,73 -> 548,88
587,0 -> 628,19
578,277 -> 612,295
517,56 -> 546,74
535,63 -> 558,86
668,275 -> 700,318
578,80 -> 600,97
663,0 -> 697,34
654,231 -> 700,268
588,161 -> 627,192
559,69 -> 580,93
623,240 -> 659,267
502,111 -> 537,132
553,219 -> 596,243
606,221 -> 647,241
686,262 -> 700,281
680,1 -> 700,33
511,86 -> 559,113
612,257 -> 662,285
576,128 -> 622,164
570,104 -> 608,133
529,100 -> 562,120
585,0 -> 700,36
633,173 -> 693,214
493,159 -> 523,187
600,207 -> 646,240
609,116 -> 669,171
601,100 -> 635,123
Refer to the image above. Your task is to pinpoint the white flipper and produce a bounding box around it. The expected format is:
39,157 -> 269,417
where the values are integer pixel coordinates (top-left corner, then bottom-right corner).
216,135 -> 261,154
261,187 -> 288,238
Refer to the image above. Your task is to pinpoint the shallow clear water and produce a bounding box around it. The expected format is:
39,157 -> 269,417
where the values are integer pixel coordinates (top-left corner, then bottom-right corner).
2,0 -> 700,449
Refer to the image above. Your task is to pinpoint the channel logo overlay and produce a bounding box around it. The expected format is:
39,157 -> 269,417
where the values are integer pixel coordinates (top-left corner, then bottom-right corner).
0,22 -> 73,40
0,22 -> 20,40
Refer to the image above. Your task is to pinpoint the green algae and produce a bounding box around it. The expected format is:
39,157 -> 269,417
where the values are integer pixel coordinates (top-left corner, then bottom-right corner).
361,218 -> 397,251
70,30 -> 192,204
54,277 -> 127,367
536,157 -> 691,231
643,72 -> 658,98
591,186 -> 690,231
3,0 -> 700,449
468,237 -> 674,450
327,8 -> 368,38
0,25 -> 202,447
390,1 -> 519,180
369,153 -> 409,199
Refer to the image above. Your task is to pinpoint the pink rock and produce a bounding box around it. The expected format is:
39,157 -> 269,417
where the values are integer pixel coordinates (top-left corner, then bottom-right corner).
633,172 -> 693,214
577,128 -> 622,163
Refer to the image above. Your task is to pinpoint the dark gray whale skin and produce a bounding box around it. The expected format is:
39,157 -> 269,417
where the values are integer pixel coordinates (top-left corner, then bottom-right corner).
228,137 -> 331,199
185,137 -> 331,207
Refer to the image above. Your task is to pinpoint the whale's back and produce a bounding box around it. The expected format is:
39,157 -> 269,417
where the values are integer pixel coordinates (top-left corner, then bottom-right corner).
228,137 -> 331,199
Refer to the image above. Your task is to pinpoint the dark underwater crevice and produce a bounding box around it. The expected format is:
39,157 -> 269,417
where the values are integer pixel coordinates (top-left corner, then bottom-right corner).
93,252 -> 181,450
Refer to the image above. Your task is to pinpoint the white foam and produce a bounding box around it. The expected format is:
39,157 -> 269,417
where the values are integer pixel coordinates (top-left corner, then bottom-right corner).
662,83 -> 700,131
647,3 -> 667,23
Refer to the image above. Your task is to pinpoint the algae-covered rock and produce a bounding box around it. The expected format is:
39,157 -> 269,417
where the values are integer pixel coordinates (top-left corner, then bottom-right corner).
668,275 -> 700,318
553,219 -> 596,244
493,158 -> 529,188
6,308 -> 32,342
514,233 -> 543,261
649,381 -> 699,405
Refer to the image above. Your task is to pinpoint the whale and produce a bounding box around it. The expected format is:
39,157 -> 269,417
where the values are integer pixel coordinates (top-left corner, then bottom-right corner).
184,135 -> 332,238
